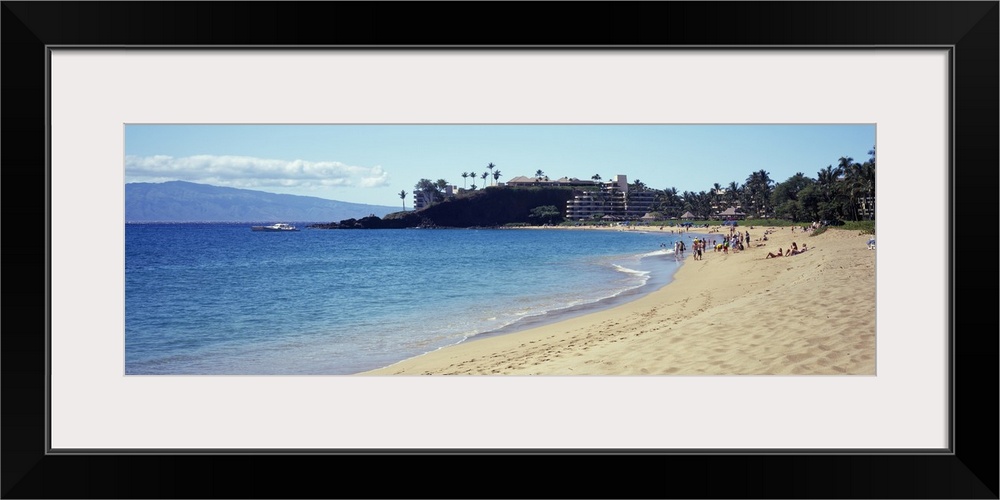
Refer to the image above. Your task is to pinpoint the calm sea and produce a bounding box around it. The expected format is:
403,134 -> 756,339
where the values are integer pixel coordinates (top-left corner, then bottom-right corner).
125,223 -> 694,375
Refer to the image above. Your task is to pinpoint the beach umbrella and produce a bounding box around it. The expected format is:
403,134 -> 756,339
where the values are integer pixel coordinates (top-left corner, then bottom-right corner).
680,211 -> 695,219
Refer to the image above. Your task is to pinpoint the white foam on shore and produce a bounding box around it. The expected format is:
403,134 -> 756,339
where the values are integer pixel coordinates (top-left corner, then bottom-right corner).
612,263 -> 652,277
448,249 -> 681,345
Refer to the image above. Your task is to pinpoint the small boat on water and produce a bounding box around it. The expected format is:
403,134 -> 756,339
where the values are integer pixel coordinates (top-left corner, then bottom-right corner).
251,223 -> 299,232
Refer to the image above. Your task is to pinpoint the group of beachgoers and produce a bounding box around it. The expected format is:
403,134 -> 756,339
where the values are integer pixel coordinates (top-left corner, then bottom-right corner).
765,241 -> 807,259
792,221 -> 823,233
663,227 -> 755,262
660,225 -> 816,262
704,227 -> 752,256
667,240 -> 688,260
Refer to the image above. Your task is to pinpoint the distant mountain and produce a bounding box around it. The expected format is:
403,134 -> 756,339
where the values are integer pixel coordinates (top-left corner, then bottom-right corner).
125,181 -> 399,223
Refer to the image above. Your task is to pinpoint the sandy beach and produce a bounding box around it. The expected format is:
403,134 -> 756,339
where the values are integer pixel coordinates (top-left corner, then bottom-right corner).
361,224 -> 876,375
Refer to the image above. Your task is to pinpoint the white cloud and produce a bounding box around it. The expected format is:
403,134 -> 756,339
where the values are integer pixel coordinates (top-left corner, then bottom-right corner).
125,155 -> 391,189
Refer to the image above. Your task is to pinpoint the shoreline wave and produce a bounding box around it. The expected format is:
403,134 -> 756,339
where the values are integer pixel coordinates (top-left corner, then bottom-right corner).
366,247 -> 686,373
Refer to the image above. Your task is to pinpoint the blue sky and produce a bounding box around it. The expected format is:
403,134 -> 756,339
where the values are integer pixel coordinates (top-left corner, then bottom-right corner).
125,124 -> 875,207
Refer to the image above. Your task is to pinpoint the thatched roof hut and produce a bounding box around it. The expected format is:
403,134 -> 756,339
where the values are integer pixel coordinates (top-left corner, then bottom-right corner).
717,207 -> 746,219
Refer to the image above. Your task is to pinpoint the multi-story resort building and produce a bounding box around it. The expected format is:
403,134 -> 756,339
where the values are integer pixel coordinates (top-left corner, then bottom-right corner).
412,184 -> 457,211
502,174 -> 661,220
503,174 -> 657,221
857,194 -> 875,220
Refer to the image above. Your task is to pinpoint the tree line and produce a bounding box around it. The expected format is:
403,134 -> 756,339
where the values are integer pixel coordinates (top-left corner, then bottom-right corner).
404,151 -> 875,224
652,149 -> 876,223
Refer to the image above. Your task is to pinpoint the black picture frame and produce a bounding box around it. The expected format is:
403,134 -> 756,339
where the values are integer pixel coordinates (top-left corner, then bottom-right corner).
3,2 -> 997,498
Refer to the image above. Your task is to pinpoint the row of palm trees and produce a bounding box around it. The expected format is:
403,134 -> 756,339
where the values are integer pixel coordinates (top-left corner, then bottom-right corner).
461,162 -> 503,190
651,150 -> 876,222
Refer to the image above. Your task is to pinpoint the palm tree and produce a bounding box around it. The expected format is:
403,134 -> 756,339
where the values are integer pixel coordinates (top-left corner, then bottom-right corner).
745,169 -> 775,217
723,181 -> 742,207
681,190 -> 695,216
591,174 -> 602,182
726,181 -> 741,209
492,169 -> 502,185
657,187 -> 680,217
663,186 -> 679,206
839,156 -> 864,221
696,190 -> 712,219
712,182 -> 723,212
399,190 -> 407,210
486,163 -> 496,185
535,169 -> 545,180
461,172 -> 469,188
481,171 -> 489,187
816,164 -> 845,221
816,164 -> 842,195
414,179 -> 440,209
817,165 -> 837,181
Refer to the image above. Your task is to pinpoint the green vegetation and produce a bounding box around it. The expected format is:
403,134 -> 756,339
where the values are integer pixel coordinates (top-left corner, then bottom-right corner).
840,220 -> 875,234
413,178 -> 450,208
528,205 -> 564,225
647,149 -> 876,224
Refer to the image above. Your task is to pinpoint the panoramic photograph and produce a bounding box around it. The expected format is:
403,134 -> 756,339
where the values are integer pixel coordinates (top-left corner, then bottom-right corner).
124,124 -> 876,376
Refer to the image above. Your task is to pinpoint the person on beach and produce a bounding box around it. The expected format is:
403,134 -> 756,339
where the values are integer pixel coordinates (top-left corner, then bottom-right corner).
765,248 -> 783,259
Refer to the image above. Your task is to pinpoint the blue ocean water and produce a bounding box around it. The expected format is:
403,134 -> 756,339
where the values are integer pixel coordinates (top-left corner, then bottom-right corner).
125,223 -> 694,375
